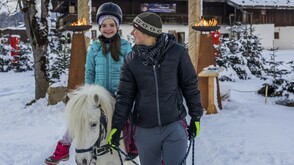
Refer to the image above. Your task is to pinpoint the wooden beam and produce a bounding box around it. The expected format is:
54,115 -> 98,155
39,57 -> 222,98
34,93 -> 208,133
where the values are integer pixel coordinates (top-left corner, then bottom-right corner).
188,0 -> 201,71
78,0 -> 91,50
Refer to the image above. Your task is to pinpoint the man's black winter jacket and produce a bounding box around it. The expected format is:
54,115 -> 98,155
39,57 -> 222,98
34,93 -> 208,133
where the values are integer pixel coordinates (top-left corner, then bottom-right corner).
112,35 -> 203,130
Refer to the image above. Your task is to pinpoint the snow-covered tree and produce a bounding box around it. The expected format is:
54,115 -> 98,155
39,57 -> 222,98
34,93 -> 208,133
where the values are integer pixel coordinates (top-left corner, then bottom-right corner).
12,41 -> 33,72
18,0 -> 50,99
242,25 -> 265,77
1,0 -> 50,99
258,47 -> 292,97
216,23 -> 251,81
263,47 -> 289,79
48,31 -> 71,85
286,61 -> 294,95
216,22 -> 265,81
0,43 -> 12,72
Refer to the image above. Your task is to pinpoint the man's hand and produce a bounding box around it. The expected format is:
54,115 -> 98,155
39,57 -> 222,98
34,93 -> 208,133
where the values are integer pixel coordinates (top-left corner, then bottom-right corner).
188,117 -> 200,140
107,128 -> 121,149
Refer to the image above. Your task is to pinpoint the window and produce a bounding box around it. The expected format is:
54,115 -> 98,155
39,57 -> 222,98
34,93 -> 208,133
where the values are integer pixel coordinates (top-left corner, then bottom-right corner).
274,32 -> 279,39
222,33 -> 229,38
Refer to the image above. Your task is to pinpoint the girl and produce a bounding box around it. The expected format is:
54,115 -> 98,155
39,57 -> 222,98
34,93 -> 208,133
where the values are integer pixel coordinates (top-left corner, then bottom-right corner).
45,2 -> 137,164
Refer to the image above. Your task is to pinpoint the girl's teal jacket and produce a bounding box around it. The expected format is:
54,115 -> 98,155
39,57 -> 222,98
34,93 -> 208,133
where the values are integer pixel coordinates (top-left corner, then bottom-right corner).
85,38 -> 132,94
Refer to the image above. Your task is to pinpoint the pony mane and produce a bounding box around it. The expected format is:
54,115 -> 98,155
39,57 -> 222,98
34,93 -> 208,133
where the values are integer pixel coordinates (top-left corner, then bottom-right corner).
64,84 -> 115,143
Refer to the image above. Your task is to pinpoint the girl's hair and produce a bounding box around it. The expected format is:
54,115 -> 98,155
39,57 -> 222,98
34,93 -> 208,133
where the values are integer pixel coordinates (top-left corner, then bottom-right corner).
99,34 -> 121,62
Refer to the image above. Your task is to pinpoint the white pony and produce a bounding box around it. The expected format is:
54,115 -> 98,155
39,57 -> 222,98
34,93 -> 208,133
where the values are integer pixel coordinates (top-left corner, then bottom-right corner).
65,84 -> 137,165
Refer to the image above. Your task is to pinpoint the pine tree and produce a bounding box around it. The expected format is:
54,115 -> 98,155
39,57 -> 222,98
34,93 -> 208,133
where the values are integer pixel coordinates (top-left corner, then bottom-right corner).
0,42 -> 12,72
242,25 -> 265,77
258,46 -> 291,97
12,42 -> 33,72
48,31 -> 71,85
286,61 -> 294,95
216,23 -> 251,81
216,23 -> 265,81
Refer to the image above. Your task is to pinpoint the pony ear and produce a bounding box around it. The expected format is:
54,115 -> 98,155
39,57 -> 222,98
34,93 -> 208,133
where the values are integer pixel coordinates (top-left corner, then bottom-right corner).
94,94 -> 99,105
94,94 -> 102,108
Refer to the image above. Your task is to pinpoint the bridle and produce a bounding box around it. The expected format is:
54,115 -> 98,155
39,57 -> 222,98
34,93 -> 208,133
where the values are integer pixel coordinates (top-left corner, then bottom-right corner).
73,107 -> 136,165
75,108 -> 111,163
74,107 -> 194,165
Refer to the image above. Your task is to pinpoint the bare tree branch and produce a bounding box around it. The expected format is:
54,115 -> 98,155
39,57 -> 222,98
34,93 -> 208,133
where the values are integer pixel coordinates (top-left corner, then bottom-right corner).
0,0 -> 19,15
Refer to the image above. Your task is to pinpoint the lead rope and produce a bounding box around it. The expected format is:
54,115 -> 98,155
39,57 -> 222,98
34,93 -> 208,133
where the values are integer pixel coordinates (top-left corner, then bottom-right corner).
114,146 -> 139,165
88,157 -> 94,165
179,138 -> 194,165
192,139 -> 195,165
114,139 -> 194,165
116,147 -> 124,165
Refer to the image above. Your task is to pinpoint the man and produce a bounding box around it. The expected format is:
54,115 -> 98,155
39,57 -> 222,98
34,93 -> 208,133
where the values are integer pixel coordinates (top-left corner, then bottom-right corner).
108,12 -> 203,165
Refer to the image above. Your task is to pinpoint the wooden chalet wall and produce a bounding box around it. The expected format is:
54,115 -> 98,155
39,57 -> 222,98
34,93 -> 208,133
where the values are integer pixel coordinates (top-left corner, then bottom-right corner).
92,0 -> 188,24
203,1 -> 294,27
51,0 -> 294,31
245,9 -> 294,26
202,2 -> 235,25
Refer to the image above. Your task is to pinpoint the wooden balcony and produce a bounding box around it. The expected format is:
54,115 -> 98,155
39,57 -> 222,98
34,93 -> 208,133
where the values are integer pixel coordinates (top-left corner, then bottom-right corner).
56,14 -> 78,31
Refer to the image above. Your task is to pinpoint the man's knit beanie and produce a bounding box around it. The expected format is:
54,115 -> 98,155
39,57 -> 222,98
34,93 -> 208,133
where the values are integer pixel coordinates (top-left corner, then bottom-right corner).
133,12 -> 162,37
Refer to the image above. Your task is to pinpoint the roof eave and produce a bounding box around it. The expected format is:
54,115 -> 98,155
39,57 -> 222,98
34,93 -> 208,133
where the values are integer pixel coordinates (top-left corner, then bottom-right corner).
227,0 -> 294,10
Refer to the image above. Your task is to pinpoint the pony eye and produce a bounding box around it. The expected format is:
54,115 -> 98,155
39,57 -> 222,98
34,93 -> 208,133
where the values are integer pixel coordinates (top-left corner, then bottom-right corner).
90,122 -> 98,128
96,104 -> 101,108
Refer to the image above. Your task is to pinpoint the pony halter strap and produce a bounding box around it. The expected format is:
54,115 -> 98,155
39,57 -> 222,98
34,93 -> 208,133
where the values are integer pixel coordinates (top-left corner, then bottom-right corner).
75,109 -> 108,155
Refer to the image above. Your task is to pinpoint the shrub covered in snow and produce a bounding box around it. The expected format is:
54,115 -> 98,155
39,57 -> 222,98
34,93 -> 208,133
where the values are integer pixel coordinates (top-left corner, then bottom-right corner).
216,23 -> 265,81
0,43 -> 13,72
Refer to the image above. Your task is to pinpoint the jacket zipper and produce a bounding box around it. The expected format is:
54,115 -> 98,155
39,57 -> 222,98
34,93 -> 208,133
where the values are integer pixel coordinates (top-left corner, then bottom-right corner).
153,64 -> 161,126
106,50 -> 110,91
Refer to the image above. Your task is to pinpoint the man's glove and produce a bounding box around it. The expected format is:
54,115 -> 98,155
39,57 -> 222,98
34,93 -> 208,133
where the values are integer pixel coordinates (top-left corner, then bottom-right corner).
188,117 -> 200,140
107,128 -> 121,149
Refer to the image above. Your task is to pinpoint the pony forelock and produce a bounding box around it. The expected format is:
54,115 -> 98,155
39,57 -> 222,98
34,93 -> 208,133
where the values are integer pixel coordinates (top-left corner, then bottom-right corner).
64,84 -> 115,145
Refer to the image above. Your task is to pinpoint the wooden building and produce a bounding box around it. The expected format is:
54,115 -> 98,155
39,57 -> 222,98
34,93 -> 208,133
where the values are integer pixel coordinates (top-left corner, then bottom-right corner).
226,0 -> 294,26
225,0 -> 294,49
0,27 -> 28,43
51,0 -> 78,30
203,0 -> 294,26
51,0 -> 294,29
51,0 -> 189,31
51,0 -> 294,49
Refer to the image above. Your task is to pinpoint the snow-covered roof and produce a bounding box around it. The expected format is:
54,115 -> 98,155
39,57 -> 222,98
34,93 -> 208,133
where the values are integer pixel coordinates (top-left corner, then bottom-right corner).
228,0 -> 294,9
0,27 -> 26,31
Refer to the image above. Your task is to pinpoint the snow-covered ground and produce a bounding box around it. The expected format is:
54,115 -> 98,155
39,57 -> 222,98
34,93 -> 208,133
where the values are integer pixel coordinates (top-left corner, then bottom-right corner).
0,50 -> 293,165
